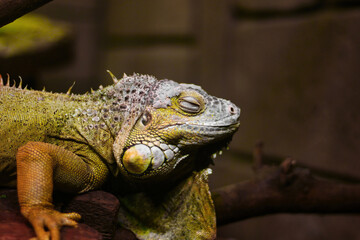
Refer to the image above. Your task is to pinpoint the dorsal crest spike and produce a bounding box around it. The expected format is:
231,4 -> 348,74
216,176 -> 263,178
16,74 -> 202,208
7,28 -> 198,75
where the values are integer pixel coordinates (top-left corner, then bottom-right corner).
66,82 -> 76,95
106,70 -> 118,84
123,73 -> 127,78
42,86 -> 46,91
18,76 -> 23,89
11,79 -> 16,88
90,88 -> 95,93
6,73 -> 10,87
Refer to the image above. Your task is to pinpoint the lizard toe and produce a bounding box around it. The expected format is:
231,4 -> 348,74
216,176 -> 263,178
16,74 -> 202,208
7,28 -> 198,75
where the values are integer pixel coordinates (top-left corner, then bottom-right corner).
22,206 -> 80,240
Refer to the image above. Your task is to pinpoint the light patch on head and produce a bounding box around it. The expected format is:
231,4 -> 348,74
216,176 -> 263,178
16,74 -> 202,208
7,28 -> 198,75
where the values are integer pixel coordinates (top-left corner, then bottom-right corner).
152,80 -> 206,109
153,97 -> 171,109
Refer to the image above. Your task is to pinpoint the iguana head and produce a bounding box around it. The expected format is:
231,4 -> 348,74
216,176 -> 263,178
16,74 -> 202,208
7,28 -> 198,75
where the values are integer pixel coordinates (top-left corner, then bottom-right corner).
107,73 -> 240,184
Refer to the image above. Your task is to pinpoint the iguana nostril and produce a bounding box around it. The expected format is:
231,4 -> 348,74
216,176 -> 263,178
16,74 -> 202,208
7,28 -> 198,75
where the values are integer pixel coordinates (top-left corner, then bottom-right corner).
227,104 -> 241,119
229,105 -> 235,114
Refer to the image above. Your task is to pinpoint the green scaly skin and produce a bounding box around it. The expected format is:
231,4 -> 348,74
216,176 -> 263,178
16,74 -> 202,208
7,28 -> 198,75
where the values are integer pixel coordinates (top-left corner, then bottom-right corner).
0,72 -> 240,240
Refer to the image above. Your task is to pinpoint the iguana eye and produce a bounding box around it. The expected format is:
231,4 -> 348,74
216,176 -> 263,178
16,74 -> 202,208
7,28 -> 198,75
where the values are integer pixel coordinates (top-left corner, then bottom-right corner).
178,96 -> 201,113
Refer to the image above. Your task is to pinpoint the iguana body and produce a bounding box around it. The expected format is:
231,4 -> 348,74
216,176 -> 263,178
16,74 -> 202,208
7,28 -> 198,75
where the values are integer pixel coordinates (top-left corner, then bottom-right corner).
0,72 -> 240,240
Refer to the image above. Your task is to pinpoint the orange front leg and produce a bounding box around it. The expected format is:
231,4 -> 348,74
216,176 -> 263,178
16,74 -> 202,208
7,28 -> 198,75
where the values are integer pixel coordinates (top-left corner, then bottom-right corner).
16,141 -> 108,240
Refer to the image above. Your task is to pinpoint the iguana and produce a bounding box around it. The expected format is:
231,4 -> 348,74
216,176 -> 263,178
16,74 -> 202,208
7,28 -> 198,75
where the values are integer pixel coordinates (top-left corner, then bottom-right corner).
0,72 -> 240,240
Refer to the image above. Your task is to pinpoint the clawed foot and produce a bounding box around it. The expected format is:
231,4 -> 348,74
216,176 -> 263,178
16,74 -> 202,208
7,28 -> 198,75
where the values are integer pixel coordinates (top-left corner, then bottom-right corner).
21,205 -> 81,240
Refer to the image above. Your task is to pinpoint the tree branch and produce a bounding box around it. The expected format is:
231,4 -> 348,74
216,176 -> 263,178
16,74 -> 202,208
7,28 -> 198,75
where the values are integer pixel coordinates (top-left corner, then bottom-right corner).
213,158 -> 360,226
0,0 -> 53,28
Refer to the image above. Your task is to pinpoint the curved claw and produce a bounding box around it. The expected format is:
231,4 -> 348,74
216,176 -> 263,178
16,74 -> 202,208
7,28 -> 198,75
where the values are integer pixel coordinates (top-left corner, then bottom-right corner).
21,206 -> 81,240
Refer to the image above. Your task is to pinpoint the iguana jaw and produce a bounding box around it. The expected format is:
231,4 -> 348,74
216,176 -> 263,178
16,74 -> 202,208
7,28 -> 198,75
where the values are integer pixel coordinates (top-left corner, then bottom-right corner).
117,120 -> 239,182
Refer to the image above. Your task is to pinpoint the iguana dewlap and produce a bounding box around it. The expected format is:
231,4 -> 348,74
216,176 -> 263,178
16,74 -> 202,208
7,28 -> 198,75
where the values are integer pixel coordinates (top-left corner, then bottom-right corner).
0,72 -> 240,240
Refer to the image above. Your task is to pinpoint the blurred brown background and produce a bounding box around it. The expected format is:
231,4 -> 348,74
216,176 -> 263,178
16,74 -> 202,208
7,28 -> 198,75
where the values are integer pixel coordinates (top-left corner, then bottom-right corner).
1,0 -> 360,239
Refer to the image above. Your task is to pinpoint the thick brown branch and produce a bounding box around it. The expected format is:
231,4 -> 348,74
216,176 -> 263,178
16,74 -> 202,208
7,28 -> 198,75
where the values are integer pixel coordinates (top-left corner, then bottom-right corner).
0,0 -> 53,27
213,161 -> 360,226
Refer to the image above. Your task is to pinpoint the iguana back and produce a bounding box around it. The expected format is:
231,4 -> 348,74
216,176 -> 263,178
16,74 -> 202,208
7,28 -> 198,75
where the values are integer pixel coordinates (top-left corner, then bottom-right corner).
0,83 -> 83,186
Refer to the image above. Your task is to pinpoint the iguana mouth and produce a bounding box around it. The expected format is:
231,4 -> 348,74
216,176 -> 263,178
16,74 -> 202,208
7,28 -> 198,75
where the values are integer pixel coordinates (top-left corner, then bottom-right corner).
160,122 -> 240,137
158,120 -> 240,130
